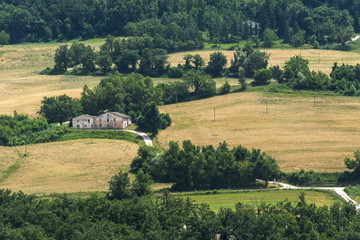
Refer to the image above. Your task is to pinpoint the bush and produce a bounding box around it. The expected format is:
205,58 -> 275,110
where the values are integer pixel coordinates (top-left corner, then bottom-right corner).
264,83 -> 292,93
219,81 -> 231,94
253,69 -> 272,86
167,67 -> 183,78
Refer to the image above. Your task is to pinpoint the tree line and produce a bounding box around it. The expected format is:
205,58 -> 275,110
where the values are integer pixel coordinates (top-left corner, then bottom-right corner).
130,140 -> 280,191
0,0 -> 357,46
1,174 -> 360,239
252,54 -> 360,96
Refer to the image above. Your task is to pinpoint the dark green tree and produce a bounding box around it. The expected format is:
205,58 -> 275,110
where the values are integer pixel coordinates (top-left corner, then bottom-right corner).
182,71 -> 216,97
344,151 -> 360,175
0,31 -> 10,45
262,28 -> 279,48
244,51 -> 270,77
253,69 -> 272,85
192,54 -> 205,70
132,169 -> 154,197
205,52 -> 227,77
96,53 -> 113,73
38,94 -> 82,124
54,45 -> 71,71
108,170 -> 132,200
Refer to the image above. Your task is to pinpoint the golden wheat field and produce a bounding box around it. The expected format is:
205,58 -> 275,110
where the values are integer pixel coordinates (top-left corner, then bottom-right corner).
0,139 -> 138,195
168,49 -> 360,75
158,91 -> 360,172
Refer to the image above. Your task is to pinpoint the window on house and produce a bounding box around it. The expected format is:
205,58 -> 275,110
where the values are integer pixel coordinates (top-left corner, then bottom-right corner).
99,119 -> 101,122
77,125 -> 80,129
77,119 -> 79,122
107,124 -> 110,128
107,119 -> 109,122
91,124 -> 94,129
114,123 -> 117,128
114,118 -> 116,122
88,119 -> 90,123
107,114 -> 109,117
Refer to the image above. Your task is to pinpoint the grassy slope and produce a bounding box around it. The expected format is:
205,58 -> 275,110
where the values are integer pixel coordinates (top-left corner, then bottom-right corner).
158,91 -> 360,172
178,189 -> 342,212
0,139 -> 139,195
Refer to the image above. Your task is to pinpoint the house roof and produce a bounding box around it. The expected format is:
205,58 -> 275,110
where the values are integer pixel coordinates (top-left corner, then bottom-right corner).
73,112 -> 131,120
73,114 -> 95,119
97,112 -> 132,119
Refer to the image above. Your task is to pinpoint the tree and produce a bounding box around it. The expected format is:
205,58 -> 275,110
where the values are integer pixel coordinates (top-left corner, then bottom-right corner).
54,45 -> 71,71
108,170 -> 132,200
262,28 -> 278,48
137,101 -> 169,134
0,31 -> 10,45
344,151 -> 360,175
38,94 -> 82,124
192,54 -> 205,70
283,55 -> 311,86
253,69 -> 272,85
244,51 -> 270,77
132,169 -> 154,197
96,53 -> 112,73
219,81 -> 231,94
291,30 -> 306,47
182,71 -> 216,97
252,155 -> 280,186
205,52 -> 227,77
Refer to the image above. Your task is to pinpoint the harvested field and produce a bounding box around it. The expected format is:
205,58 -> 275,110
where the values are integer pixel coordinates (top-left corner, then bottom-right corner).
0,139 -> 138,195
168,49 -> 360,75
0,41 -> 104,117
158,91 -> 360,172
179,190 -> 341,212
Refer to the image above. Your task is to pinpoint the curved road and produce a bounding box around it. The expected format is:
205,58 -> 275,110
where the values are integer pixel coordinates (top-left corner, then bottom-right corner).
266,180 -> 360,210
124,130 -> 153,147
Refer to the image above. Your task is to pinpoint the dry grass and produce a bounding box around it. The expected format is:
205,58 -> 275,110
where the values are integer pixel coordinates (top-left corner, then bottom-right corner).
0,139 -> 138,195
0,146 -> 18,171
168,49 -> 360,75
0,41 -> 104,117
158,91 -> 360,172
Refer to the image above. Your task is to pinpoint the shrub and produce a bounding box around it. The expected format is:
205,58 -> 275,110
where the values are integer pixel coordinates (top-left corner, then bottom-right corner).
253,69 -> 272,86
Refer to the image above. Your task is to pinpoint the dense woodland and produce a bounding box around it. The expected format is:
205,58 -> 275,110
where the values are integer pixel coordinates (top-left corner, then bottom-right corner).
0,0 -> 358,46
1,178 -> 360,239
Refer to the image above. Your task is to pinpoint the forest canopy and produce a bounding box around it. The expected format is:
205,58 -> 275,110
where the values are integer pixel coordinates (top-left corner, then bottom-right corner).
0,0 -> 357,45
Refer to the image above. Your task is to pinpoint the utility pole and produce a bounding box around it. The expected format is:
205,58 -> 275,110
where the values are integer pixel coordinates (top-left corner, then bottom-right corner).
175,90 -> 178,107
266,100 -> 268,114
24,143 -> 27,156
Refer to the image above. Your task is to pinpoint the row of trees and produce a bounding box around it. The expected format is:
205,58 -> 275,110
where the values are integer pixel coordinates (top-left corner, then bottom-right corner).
1,177 -> 360,239
254,54 -> 360,96
130,140 -> 280,191
0,0 -> 357,46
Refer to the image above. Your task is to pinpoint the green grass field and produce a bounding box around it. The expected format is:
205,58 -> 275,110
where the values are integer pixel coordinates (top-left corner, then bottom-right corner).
178,189 -> 342,212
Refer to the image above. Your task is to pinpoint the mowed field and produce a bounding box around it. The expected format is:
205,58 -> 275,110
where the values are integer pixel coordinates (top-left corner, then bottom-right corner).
0,40 -> 104,117
158,92 -> 360,172
0,139 -> 138,195
179,190 -> 342,212
168,49 -> 360,75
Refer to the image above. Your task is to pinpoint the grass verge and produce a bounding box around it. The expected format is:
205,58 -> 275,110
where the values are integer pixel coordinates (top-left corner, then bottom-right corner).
177,189 -> 343,212
344,185 -> 360,203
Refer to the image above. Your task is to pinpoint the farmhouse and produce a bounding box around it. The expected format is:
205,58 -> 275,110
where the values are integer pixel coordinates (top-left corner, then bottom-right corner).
72,112 -> 132,129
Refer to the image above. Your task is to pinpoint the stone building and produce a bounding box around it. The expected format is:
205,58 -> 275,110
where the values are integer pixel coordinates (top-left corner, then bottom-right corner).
72,112 -> 132,129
